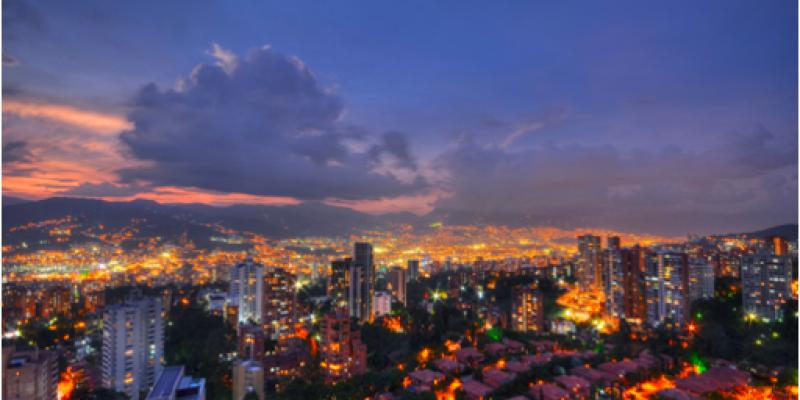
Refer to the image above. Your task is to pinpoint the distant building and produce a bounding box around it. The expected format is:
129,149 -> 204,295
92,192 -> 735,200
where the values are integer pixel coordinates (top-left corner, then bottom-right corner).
42,285 -> 71,318
319,309 -> 368,383
549,319 -> 576,335
349,243 -> 375,323
237,323 -> 266,361
602,239 -> 624,318
229,257 -> 264,325
373,291 -> 392,317
645,252 -> 689,328
262,266 -> 296,340
577,235 -> 602,289
101,296 -> 165,399
202,290 -> 227,316
621,246 -> 646,324
232,360 -> 264,400
771,236 -> 789,256
328,258 -> 352,309
688,262 -> 715,301
146,365 -> 206,400
407,260 -> 420,281
2,346 -> 58,400
511,286 -> 544,333
386,267 -> 407,305
741,252 -> 792,322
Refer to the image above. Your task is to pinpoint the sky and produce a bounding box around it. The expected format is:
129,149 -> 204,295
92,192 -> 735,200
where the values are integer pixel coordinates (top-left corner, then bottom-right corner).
2,0 -> 798,235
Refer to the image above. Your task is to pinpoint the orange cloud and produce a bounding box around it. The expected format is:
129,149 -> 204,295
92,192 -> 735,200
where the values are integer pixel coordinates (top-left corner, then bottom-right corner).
104,186 -> 301,206
4,100 -> 132,134
324,190 -> 449,215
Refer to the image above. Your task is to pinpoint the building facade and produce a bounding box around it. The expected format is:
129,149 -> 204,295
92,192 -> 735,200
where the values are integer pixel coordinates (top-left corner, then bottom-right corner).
741,252 -> 792,322
511,286 -> 544,333
319,308 -> 368,383
577,235 -> 602,290
645,252 -> 689,328
230,258 -> 265,325
232,360 -> 264,400
373,291 -> 392,317
387,266 -> 407,305
688,261 -> 715,302
2,346 -> 58,400
101,296 -> 165,399
262,266 -> 296,340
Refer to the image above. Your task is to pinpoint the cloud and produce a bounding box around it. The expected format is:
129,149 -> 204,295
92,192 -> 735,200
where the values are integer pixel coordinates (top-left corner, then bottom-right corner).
58,181 -> 147,198
3,100 -> 132,134
3,0 -> 45,40
497,107 -> 568,149
3,140 -> 33,164
433,125 -> 797,235
206,42 -> 238,74
58,183 -> 300,206
118,44 -> 426,200
2,54 -> 18,66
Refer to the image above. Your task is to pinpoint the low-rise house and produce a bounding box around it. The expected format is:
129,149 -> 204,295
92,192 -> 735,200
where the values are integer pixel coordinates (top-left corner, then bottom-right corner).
485,342 -> 507,357
433,358 -> 463,375
675,367 -> 749,395
461,379 -> 493,400
570,366 -> 617,386
482,368 -> 516,389
554,375 -> 590,398
522,353 -> 553,367
455,348 -> 485,367
529,383 -> 570,400
408,369 -> 445,392
502,338 -> 525,354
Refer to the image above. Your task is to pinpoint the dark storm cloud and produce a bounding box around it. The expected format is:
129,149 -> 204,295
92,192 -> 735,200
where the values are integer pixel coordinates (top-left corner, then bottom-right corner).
369,131 -> 418,171
3,140 -> 33,164
2,54 -> 18,66
118,45 -> 425,200
434,126 -> 797,235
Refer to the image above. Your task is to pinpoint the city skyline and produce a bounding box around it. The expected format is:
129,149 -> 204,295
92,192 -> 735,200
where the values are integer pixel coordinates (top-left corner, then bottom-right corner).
1,3 -> 798,399
3,0 -> 797,235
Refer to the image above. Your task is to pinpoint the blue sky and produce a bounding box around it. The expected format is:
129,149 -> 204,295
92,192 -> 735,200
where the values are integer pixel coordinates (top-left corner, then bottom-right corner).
3,0 -> 797,234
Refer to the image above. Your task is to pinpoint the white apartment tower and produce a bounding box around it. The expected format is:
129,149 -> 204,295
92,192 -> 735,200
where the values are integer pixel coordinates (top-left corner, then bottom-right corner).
101,296 -> 165,399
229,257 -> 264,325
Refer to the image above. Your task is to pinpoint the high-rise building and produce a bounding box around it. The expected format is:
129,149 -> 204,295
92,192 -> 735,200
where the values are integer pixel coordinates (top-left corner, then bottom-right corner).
386,267 -> 407,305
230,258 -> 264,325
407,260 -> 420,282
607,236 -> 621,251
511,286 -> 544,333
262,266 -> 296,340
350,243 -> 375,323
688,261 -> 715,301
319,308 -> 367,383
232,360 -> 264,400
42,286 -> 71,318
101,296 -> 165,399
577,235 -> 602,289
645,252 -> 689,328
2,346 -> 58,400
771,236 -> 789,256
621,246 -> 646,324
146,365 -> 206,400
741,252 -> 792,322
373,291 -> 392,317
328,258 -> 352,309
602,238 -> 623,318
237,322 -> 266,361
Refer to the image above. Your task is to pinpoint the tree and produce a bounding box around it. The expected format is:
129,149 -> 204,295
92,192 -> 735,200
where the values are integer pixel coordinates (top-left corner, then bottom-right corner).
166,302 -> 236,399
